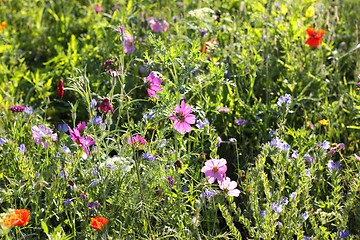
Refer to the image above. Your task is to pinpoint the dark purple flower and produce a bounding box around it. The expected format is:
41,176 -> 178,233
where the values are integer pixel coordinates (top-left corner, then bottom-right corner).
58,123 -> 68,132
200,30 -> 207,36
174,159 -> 182,169
9,106 -> 25,113
234,119 -> 247,126
167,176 -> 174,189
63,198 -> 72,206
183,186 -> 189,192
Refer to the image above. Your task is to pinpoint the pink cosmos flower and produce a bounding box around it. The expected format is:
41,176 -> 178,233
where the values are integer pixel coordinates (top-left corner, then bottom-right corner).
201,158 -> 227,184
98,98 -> 114,115
31,125 -> 57,149
127,135 -> 146,145
147,18 -> 169,32
219,177 -> 240,197
123,33 -> 135,54
169,101 -> 196,134
68,127 -> 94,156
145,72 -> 163,99
94,5 -> 103,13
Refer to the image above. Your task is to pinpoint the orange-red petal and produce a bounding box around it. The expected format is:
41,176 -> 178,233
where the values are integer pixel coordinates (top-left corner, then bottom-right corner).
315,29 -> 325,39
306,27 -> 317,37
91,217 -> 108,230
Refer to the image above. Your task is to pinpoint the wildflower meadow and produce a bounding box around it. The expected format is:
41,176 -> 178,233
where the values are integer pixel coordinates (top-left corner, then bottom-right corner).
1,0 -> 360,239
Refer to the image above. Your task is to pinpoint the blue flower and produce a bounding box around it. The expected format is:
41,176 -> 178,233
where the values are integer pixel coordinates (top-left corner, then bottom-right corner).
277,94 -> 292,107
291,150 -> 298,159
271,204 -> 283,214
92,168 -> 99,176
63,198 -> 72,206
90,99 -> 97,108
58,124 -> 68,132
234,119 -> 247,126
327,160 -> 339,171
200,30 -> 207,36
200,189 -> 217,199
305,169 -> 311,177
24,106 -> 33,115
260,211 -> 267,218
196,118 -> 209,129
269,128 -> 275,136
318,140 -> 331,150
62,146 -> 70,154
0,137 -> 8,145
280,142 -> 291,151
18,144 -> 26,153
35,171 -> 40,178
289,191 -> 297,199
281,197 -> 289,205
216,136 -> 222,148
93,116 -> 103,125
339,230 -> 350,238
143,151 -> 156,161
301,211 -> 309,221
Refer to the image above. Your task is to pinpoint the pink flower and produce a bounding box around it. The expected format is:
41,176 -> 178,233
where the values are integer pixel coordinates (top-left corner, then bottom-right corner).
201,159 -> 227,184
147,18 -> 169,32
123,33 -> 135,54
68,127 -> 94,156
219,177 -> 240,197
94,5 -> 103,13
98,98 -> 114,115
169,101 -> 196,134
31,125 -> 57,148
145,72 -> 163,99
127,135 -> 146,145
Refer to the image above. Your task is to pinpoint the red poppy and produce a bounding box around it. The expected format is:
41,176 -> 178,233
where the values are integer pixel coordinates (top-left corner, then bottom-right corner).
305,28 -> 324,47
91,216 -> 108,230
200,39 -> 218,58
57,79 -> 64,99
2,209 -> 30,228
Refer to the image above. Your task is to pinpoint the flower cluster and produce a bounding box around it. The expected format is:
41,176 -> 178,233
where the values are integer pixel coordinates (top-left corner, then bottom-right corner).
201,158 -> 240,197
276,94 -> 291,107
9,106 -> 25,113
31,125 -> 57,149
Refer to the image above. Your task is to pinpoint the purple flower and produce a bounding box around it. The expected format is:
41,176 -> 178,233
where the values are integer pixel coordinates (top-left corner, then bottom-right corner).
216,106 -> 230,113
301,211 -> 309,221
93,116 -> 102,125
289,191 -> 297,199
327,160 -> 339,171
143,111 -> 156,120
143,151 -> 156,161
271,138 -> 282,148
9,106 -> 25,113
260,211 -> 267,218
277,94 -> 292,107
281,197 -> 289,205
196,118 -> 209,129
280,142 -> 291,151
0,137 -> 7,145
318,140 -> 331,149
339,230 -> 350,238
304,154 -> 311,163
58,123 -> 68,132
24,106 -> 33,115
91,180 -> 99,187
200,189 -> 217,199
234,119 -> 247,126
291,150 -> 298,159
123,33 -> 136,54
183,186 -> 189,192
128,135 -> 146,145
216,136 -> 222,148
79,193 -> 87,200
305,169 -> 311,177
167,176 -> 174,189
62,146 -> 70,154
63,198 -> 72,206
31,125 -> 57,149
88,201 -> 100,211
90,99 -> 97,108
34,171 -> 40,178
273,2 -> 281,7
271,204 -> 283,214
147,18 -> 169,32
98,98 -> 114,115
70,184 -> 78,191
18,144 -> 25,153
200,30 -> 207,36
59,169 -> 67,178
92,168 -> 99,176
269,128 -> 275,136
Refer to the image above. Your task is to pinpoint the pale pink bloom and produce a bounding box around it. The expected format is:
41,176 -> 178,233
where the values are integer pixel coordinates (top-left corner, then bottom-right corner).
31,125 -> 57,149
123,33 -> 135,54
145,72 -> 163,99
128,135 -> 146,145
355,153 -> 360,161
147,18 -> 169,32
219,177 -> 240,197
169,101 -> 196,134
201,159 -> 227,184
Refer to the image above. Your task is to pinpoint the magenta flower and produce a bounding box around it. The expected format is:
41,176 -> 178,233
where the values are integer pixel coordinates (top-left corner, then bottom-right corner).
147,18 -> 169,32
94,5 -> 103,13
98,98 -> 114,115
68,127 -> 94,156
31,125 -> 57,148
9,106 -> 25,113
219,177 -> 240,197
201,159 -> 227,184
169,101 -> 196,134
128,135 -> 146,145
145,72 -> 163,99
123,33 -> 135,54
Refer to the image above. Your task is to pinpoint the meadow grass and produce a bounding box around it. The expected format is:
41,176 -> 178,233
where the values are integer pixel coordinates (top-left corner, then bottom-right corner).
1,0 -> 360,239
